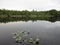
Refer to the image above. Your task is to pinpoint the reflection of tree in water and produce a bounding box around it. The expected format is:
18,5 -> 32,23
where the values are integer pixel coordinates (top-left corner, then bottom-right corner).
48,9 -> 60,22
48,17 -> 57,22
0,16 -> 60,23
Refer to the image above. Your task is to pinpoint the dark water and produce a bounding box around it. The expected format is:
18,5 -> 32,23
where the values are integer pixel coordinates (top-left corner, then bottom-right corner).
0,20 -> 60,45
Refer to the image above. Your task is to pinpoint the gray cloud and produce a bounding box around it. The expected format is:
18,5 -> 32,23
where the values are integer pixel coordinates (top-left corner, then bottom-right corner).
0,0 -> 60,11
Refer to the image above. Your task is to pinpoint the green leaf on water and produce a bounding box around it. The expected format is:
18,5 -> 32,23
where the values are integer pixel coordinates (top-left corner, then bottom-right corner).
29,38 -> 33,43
36,38 -> 40,41
15,37 -> 22,41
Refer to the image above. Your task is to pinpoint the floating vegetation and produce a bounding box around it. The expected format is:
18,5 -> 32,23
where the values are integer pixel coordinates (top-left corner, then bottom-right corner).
15,36 -> 22,43
12,31 -> 40,44
35,37 -> 40,44
29,38 -> 33,43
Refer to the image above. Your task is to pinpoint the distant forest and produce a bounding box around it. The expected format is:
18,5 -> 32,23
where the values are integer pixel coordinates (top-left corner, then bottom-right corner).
0,9 -> 60,16
0,9 -> 60,23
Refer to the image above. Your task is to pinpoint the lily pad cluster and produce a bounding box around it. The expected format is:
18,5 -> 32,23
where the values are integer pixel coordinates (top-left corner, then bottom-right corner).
12,31 -> 40,44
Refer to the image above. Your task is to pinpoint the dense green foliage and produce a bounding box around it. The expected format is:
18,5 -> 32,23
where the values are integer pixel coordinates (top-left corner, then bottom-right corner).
0,9 -> 60,23
0,9 -> 60,16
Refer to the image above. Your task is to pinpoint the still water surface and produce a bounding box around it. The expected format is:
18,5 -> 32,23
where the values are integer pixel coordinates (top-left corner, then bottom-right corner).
0,20 -> 60,45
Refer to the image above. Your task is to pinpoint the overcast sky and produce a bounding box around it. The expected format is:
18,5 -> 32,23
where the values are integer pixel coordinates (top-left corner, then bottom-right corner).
0,0 -> 60,11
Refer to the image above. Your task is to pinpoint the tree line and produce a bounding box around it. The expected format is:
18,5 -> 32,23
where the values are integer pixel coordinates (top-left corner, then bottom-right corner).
0,9 -> 60,23
0,9 -> 60,16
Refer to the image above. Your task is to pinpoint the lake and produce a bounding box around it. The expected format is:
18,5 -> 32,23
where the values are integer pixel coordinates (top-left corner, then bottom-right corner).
0,20 -> 60,45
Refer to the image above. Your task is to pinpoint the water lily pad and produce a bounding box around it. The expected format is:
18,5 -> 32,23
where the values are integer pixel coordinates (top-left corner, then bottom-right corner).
29,38 -> 33,43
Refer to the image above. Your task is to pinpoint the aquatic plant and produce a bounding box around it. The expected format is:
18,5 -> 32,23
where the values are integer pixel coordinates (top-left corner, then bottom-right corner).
15,36 -> 22,43
13,31 -> 29,42
13,31 -> 19,36
35,37 -> 40,44
29,38 -> 33,43
12,31 -> 40,44
28,37 -> 40,44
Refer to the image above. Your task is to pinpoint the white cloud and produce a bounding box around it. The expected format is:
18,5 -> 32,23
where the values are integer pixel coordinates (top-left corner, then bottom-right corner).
0,0 -> 60,11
